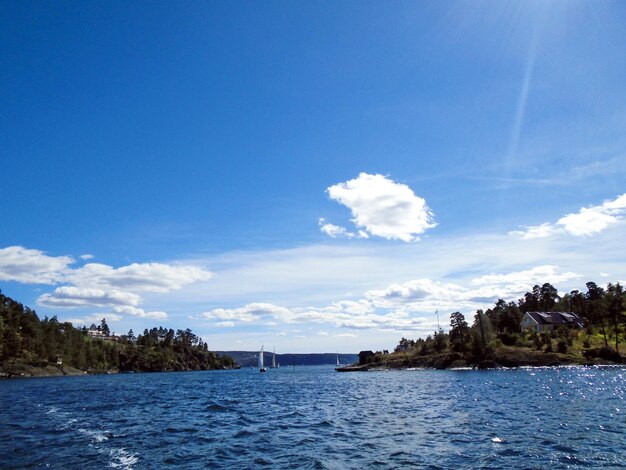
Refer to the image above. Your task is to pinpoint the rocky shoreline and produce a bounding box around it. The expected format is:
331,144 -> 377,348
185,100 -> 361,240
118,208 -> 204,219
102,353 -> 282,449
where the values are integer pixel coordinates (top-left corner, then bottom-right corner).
0,359 -> 119,379
336,346 -> 624,372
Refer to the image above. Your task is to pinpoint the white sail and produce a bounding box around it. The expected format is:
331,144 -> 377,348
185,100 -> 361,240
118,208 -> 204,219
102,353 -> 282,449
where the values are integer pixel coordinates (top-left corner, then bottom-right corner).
272,348 -> 276,368
336,355 -> 340,366
258,345 -> 264,369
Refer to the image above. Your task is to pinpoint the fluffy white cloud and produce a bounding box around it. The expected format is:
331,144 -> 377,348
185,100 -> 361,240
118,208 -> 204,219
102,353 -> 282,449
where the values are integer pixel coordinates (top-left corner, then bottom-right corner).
366,279 -> 467,308
112,305 -> 168,320
69,262 -> 212,293
0,246 -> 73,284
201,300 -> 435,332
200,265 -> 580,334
469,265 -> 579,289
323,173 -> 436,242
0,246 -> 211,322
38,286 -> 142,308
79,254 -> 95,260
365,265 -> 580,312
512,193 -> 626,239
202,303 -> 295,323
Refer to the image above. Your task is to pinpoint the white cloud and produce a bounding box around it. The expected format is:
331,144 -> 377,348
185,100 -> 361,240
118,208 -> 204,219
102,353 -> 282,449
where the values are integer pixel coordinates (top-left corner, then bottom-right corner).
198,265 -> 580,333
469,265 -> 579,289
0,245 -> 226,327
79,254 -> 95,260
318,218 -> 369,240
364,265 -> 580,313
0,246 -> 73,284
38,286 -> 142,308
318,218 -> 355,239
112,305 -> 168,320
512,223 -> 557,239
202,303 -> 294,323
512,193 -> 626,239
69,262 -> 212,293
216,321 -> 235,328
64,313 -> 123,326
558,208 -> 619,236
366,279 -> 466,308
0,245 -> 211,323
323,173 -> 436,242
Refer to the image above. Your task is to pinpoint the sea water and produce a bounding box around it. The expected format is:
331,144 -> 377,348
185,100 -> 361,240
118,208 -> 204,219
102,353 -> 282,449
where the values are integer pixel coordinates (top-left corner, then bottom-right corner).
1,365 -> 624,469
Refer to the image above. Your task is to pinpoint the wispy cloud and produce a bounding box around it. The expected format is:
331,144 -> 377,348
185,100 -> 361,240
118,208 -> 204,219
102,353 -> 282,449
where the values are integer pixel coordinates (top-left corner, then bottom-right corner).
321,173 -> 436,242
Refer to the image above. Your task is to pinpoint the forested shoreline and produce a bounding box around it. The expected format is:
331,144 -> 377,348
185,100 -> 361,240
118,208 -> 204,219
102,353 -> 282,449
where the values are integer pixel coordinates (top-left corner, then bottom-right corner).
351,281 -> 626,370
0,291 -> 234,378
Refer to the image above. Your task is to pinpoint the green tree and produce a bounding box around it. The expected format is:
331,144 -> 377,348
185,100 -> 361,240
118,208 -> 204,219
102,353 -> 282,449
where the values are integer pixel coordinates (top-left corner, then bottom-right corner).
539,283 -> 559,311
395,337 -> 414,352
586,281 -> 608,347
449,312 -> 469,353
606,283 -> 625,353
519,285 -> 541,313
100,318 -> 110,336
433,329 -> 447,353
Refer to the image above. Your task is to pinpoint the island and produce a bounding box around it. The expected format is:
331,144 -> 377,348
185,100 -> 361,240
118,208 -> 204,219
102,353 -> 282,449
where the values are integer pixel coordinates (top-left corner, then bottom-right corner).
0,290 -> 235,378
337,281 -> 625,371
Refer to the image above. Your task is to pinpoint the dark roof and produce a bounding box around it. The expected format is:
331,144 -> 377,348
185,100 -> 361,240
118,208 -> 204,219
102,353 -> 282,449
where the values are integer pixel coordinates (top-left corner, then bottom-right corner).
525,311 -> 584,327
358,350 -> 374,356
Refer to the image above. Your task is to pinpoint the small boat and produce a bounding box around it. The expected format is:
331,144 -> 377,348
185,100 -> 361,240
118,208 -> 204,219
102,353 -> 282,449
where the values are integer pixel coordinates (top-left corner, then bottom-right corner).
271,347 -> 279,368
259,345 -> 267,372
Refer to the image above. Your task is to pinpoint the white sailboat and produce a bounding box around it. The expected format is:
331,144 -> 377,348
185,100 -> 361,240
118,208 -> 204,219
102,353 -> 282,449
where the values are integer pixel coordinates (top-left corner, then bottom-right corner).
336,354 -> 340,367
259,345 -> 267,372
271,347 -> 278,368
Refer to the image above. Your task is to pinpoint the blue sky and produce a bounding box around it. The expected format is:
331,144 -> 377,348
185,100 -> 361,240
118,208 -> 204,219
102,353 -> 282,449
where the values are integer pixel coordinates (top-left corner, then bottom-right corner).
1,1 -> 625,352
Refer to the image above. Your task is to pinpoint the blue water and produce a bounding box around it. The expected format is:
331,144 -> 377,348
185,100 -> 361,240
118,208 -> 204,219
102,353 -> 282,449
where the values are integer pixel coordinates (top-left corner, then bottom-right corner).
1,365 -> 625,469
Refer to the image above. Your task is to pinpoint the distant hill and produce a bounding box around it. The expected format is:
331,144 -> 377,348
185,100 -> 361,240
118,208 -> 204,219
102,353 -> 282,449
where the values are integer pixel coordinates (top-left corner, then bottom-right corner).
216,351 -> 358,368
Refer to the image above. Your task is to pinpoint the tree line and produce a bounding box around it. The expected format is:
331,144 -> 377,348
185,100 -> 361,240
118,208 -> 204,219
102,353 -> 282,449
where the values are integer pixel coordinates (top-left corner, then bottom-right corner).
395,281 -> 626,359
0,290 -> 234,372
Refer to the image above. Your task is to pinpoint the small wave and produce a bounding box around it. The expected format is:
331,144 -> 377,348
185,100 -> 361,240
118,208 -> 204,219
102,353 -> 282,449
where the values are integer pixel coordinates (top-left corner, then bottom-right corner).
254,456 -> 273,466
79,428 -> 109,443
207,403 -> 229,412
164,426 -> 198,434
109,448 -> 139,469
314,419 -> 335,428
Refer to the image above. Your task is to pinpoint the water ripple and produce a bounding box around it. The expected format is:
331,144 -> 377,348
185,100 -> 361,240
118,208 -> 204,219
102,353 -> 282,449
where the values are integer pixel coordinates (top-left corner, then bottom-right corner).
2,366 -> 626,468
